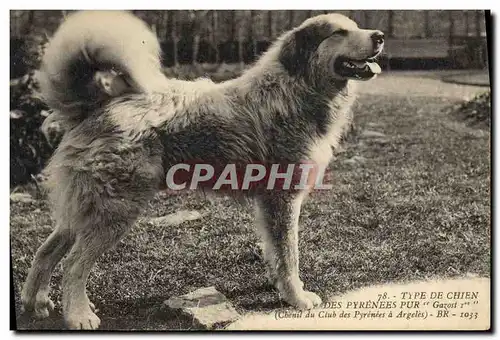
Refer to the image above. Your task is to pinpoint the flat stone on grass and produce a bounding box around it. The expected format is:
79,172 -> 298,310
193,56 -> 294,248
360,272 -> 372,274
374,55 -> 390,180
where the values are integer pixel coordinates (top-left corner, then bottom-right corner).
342,155 -> 367,165
148,210 -> 206,227
360,129 -> 387,138
163,286 -> 240,330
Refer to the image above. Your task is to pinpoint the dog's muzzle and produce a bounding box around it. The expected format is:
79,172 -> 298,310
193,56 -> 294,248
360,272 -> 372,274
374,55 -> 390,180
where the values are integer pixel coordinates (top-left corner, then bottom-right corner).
333,30 -> 384,81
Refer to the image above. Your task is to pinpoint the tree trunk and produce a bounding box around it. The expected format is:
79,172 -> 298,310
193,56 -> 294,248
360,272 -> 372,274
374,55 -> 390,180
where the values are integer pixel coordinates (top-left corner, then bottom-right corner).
212,11 -> 219,64
267,11 -> 273,40
165,11 -> 172,39
238,13 -> 244,68
158,11 -> 168,41
475,10 -> 482,37
424,11 -> 432,38
193,35 -> 200,65
230,11 -> 236,41
363,11 -> 369,27
287,10 -> 295,30
171,11 -> 178,67
192,11 -> 201,65
448,11 -> 455,52
249,10 -> 257,60
387,10 -> 394,38
465,11 -> 470,36
229,11 -> 238,64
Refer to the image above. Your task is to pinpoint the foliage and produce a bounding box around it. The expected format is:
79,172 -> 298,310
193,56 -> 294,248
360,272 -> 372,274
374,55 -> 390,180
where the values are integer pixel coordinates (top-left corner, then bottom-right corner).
450,91 -> 491,128
10,33 -> 52,187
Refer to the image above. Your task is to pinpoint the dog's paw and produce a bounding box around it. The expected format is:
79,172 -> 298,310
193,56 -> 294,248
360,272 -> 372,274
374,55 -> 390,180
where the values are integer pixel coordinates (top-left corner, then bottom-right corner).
21,292 -> 55,320
34,298 -> 55,320
285,290 -> 322,310
20,286 -> 34,312
264,269 -> 277,287
65,309 -> 101,330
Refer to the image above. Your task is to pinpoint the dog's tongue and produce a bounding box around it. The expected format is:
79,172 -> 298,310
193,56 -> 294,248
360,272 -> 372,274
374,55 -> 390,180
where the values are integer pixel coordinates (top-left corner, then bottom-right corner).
365,61 -> 381,74
351,60 -> 382,74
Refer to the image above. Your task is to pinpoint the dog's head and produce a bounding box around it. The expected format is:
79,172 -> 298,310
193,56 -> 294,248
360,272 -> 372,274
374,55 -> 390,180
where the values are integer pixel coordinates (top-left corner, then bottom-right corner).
279,13 -> 384,84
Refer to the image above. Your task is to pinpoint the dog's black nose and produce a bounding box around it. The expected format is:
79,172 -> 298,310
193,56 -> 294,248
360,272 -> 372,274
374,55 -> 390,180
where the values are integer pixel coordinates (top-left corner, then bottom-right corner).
371,31 -> 385,47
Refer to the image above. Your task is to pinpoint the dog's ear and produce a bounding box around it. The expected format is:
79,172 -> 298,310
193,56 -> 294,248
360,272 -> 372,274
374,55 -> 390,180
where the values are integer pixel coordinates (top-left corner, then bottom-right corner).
279,22 -> 334,77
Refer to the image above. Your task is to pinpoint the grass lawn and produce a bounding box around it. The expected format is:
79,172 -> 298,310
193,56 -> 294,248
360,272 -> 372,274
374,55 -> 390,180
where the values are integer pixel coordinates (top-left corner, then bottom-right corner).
11,90 -> 491,330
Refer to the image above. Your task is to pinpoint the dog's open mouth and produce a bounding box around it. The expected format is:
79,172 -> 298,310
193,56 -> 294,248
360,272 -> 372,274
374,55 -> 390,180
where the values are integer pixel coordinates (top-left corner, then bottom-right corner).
333,56 -> 382,80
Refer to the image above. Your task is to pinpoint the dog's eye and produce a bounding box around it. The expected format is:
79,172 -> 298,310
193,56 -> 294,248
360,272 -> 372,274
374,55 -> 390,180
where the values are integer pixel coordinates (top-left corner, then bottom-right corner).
332,29 -> 348,37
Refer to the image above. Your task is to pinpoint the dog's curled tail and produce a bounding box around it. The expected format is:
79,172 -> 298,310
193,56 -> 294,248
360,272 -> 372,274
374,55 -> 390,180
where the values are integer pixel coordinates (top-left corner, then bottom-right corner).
38,10 -> 165,118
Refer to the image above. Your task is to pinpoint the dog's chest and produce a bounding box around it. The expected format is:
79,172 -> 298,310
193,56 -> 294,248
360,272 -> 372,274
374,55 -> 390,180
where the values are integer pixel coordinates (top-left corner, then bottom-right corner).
307,83 -> 357,167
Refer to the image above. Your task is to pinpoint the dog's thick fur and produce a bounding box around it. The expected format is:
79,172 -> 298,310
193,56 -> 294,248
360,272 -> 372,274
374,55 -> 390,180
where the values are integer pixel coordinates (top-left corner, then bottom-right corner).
21,10 -> 383,329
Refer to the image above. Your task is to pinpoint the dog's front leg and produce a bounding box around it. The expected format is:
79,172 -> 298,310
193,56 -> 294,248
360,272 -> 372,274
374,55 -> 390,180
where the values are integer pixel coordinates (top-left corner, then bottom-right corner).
255,192 -> 322,309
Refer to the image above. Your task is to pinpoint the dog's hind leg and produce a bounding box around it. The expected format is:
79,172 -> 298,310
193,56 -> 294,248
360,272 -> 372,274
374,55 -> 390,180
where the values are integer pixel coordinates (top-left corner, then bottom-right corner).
61,215 -> 133,330
21,225 -> 74,319
59,164 -> 162,329
255,192 -> 322,310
